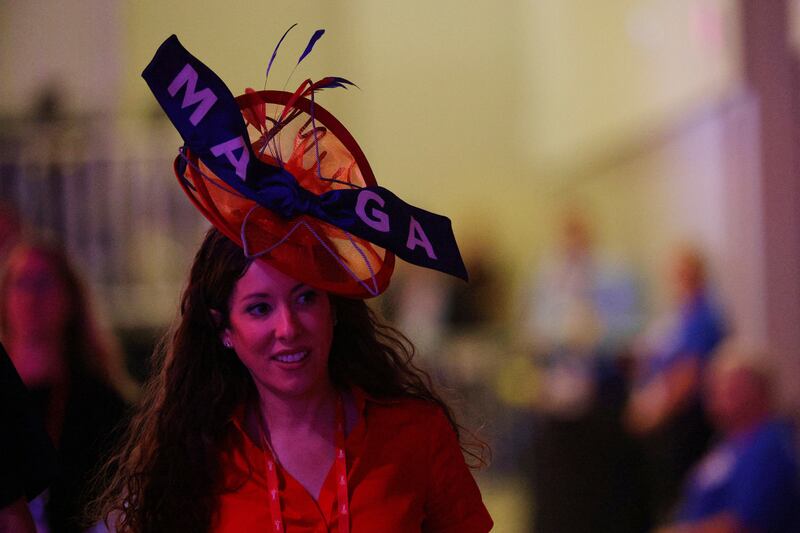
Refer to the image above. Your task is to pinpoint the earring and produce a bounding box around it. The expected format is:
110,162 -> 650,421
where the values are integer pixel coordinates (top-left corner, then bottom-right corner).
223,339 -> 232,349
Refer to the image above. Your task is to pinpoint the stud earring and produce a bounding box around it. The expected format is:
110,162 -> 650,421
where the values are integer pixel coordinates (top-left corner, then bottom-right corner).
223,339 -> 232,349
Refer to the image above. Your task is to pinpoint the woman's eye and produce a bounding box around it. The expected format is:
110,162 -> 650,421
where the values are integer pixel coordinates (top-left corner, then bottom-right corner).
297,290 -> 318,305
247,303 -> 272,316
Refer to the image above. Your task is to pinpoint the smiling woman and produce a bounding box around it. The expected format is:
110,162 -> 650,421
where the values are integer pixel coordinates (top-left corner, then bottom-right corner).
89,29 -> 491,532
224,260 -> 335,400
90,229 -> 492,532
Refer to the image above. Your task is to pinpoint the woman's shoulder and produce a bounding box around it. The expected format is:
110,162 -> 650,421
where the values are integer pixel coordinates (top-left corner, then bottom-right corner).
357,387 -> 442,412
359,391 -> 452,433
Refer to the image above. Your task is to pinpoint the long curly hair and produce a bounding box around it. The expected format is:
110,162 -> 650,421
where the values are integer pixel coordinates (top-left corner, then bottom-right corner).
90,228 -> 485,532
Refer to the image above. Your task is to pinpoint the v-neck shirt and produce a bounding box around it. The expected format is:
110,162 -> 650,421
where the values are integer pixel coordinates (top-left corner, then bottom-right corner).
213,388 -> 493,532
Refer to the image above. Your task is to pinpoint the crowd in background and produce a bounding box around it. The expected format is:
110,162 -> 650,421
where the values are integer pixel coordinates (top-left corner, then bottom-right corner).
1,202 -> 798,532
383,207 -> 799,532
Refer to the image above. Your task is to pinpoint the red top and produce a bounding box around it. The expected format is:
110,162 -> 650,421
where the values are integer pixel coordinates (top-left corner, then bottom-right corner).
213,389 -> 493,532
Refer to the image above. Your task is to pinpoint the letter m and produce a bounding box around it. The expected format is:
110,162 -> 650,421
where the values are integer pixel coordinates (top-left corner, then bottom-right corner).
167,64 -> 218,126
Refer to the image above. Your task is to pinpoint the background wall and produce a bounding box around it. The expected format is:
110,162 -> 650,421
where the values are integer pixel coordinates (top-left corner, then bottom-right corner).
2,2 -> 798,528
0,0 -> 745,264
0,0 -> 783,373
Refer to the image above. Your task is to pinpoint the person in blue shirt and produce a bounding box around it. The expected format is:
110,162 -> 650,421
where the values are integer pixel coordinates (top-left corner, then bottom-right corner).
625,245 -> 727,521
658,342 -> 800,533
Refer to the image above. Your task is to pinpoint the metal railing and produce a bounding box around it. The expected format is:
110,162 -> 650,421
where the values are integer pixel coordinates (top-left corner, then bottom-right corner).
0,116 -> 209,327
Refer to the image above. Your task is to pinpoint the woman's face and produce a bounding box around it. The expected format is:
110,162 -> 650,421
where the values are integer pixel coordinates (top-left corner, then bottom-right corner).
5,249 -> 70,341
224,259 -> 335,400
668,249 -> 703,302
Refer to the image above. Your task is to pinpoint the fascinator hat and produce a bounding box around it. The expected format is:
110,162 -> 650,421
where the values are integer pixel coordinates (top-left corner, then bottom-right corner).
143,29 -> 467,298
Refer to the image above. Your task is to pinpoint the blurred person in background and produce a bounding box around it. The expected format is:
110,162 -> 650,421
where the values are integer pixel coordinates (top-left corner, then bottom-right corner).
1,341 -> 58,533
625,244 -> 727,522
385,233 -> 503,363
444,239 -> 503,336
657,341 -> 800,533
382,264 -> 452,360
523,209 -> 640,416
0,241 -> 137,533
522,209 -> 644,533
0,202 -> 22,270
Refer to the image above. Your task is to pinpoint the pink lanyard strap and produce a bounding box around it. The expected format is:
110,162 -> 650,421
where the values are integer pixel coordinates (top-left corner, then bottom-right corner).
261,394 -> 350,533
334,396 -> 350,533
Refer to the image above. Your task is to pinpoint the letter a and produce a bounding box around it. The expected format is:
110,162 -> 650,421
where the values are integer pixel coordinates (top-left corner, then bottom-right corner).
406,217 -> 437,259
168,64 -> 218,126
211,136 -> 250,180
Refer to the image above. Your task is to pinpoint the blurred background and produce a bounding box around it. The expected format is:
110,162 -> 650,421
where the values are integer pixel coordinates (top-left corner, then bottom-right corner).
1,1 -> 799,531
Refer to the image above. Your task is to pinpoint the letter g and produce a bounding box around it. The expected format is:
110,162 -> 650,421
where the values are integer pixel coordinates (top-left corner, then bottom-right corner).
355,190 -> 390,232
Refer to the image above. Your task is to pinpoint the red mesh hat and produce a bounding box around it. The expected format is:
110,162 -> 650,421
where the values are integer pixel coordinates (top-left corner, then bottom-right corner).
144,31 -> 466,299
176,90 -> 394,298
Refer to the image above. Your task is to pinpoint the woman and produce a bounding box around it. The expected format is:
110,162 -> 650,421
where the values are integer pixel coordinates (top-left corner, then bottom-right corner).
91,33 -> 492,532
0,241 -> 137,532
93,228 -> 491,532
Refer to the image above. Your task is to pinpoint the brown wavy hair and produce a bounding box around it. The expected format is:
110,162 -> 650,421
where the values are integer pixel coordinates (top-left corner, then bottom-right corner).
90,228 -> 486,532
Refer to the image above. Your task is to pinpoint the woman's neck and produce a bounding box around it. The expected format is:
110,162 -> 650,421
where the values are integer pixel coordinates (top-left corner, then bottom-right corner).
250,381 -> 345,501
255,381 -> 338,437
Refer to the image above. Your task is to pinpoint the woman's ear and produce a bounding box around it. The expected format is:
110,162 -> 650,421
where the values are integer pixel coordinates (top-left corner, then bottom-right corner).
210,309 -> 232,348
210,309 -> 223,327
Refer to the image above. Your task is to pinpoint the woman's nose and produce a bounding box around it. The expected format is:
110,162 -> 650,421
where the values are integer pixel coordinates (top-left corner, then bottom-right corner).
273,305 -> 300,340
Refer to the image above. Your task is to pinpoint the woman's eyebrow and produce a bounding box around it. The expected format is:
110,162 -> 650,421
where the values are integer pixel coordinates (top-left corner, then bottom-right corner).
239,291 -> 273,302
290,283 -> 311,294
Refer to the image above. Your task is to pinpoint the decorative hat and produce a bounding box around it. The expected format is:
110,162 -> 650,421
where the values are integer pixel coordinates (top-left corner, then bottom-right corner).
142,31 -> 467,298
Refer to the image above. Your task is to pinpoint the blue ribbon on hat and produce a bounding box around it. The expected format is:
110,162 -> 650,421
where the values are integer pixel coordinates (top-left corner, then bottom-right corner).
143,35 -> 467,281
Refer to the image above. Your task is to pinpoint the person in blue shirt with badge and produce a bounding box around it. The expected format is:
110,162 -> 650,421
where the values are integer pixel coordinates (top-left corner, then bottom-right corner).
658,341 -> 800,533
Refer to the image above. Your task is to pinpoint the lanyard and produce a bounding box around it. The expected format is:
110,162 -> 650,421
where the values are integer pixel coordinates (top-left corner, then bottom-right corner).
260,394 -> 350,533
